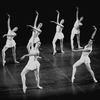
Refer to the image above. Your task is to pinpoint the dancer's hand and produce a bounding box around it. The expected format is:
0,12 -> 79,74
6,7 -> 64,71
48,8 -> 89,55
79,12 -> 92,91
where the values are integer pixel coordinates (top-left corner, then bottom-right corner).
7,13 -> 10,17
38,56 -> 42,59
56,10 -> 59,14
36,11 -> 39,15
21,55 -> 26,60
76,6 -> 79,10
93,25 -> 97,30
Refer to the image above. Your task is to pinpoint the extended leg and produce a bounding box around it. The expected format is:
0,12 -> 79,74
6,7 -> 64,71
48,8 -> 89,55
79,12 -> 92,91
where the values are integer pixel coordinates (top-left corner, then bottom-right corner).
70,33 -> 75,51
85,63 -> 97,83
52,37 -> 57,55
60,39 -> 64,53
2,46 -> 8,66
76,34 -> 83,49
71,60 -> 83,83
21,68 -> 29,93
12,46 -> 19,63
34,64 -> 43,89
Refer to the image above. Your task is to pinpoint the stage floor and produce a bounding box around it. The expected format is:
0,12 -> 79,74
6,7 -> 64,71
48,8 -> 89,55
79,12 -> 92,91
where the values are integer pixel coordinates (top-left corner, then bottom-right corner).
0,43 -> 100,99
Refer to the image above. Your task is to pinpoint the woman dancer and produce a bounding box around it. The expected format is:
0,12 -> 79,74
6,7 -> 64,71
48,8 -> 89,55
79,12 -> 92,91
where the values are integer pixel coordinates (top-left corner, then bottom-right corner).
71,26 -> 97,83
27,11 -> 42,53
71,7 -> 83,51
50,10 -> 64,55
21,41 -> 43,93
2,14 -> 19,66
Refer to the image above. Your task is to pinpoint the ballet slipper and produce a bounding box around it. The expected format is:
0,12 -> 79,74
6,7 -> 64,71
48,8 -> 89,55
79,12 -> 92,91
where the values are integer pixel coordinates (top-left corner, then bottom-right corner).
94,78 -> 98,83
61,50 -> 65,53
37,85 -> 43,89
23,86 -> 27,93
3,60 -> 6,66
71,76 -> 75,83
14,60 -> 19,64
53,51 -> 57,55
78,46 -> 83,49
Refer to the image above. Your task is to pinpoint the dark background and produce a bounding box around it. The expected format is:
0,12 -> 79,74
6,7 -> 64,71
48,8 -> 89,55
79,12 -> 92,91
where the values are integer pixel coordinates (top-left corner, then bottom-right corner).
0,0 -> 100,49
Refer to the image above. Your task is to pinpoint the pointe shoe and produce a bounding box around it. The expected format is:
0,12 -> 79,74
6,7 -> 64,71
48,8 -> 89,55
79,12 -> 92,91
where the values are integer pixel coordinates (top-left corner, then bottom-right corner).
61,50 -> 65,53
53,51 -> 56,55
94,79 -> 98,83
14,60 -> 19,64
71,76 -> 75,83
3,60 -> 6,66
72,48 -> 75,52
37,85 -> 43,89
78,46 -> 83,49
23,86 -> 27,93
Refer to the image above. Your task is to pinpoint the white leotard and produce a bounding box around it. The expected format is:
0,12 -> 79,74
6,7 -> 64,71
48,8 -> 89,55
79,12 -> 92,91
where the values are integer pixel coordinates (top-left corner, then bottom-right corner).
79,45 -> 92,63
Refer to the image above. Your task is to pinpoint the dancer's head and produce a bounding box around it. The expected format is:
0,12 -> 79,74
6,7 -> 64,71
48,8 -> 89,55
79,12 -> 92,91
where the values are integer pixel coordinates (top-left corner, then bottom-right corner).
35,41 -> 41,49
60,19 -> 64,24
88,39 -> 93,45
80,17 -> 83,21
38,23 -> 43,29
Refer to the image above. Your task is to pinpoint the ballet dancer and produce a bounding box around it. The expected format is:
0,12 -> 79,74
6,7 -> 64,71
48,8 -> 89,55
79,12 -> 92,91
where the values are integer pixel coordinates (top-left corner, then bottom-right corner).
50,10 -> 65,55
71,26 -> 98,83
2,14 -> 19,66
21,41 -> 43,93
71,7 -> 83,51
27,11 -> 42,53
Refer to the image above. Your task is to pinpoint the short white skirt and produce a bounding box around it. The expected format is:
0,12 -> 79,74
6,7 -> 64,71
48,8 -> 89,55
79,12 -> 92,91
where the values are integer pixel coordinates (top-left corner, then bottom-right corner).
54,32 -> 64,40
71,27 -> 80,35
25,60 -> 40,70
5,39 -> 16,48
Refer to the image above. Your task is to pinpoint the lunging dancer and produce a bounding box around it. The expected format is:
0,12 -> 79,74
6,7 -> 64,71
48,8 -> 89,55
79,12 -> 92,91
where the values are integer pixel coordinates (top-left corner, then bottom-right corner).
71,7 -> 83,51
21,41 -> 43,93
2,14 -> 19,66
71,26 -> 98,83
50,10 -> 65,55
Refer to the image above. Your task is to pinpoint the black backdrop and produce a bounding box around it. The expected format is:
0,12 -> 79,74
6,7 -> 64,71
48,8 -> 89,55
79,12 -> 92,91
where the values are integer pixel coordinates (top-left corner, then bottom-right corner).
0,0 -> 100,49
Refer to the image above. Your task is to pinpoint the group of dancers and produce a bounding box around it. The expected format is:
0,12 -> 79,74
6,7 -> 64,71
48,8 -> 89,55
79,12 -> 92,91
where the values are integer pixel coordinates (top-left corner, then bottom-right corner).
1,7 -> 98,93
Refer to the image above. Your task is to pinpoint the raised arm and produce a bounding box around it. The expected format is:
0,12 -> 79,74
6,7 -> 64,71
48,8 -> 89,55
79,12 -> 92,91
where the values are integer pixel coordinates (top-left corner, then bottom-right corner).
76,7 -> 79,20
7,14 -> 11,30
91,26 -> 97,39
56,10 -> 60,23
34,11 -> 39,28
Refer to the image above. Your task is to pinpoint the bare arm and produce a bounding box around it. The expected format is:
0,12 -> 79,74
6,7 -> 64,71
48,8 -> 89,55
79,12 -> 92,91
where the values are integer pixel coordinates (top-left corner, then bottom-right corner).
34,11 -> 39,28
76,7 -> 79,20
73,48 -> 91,52
91,26 -> 97,39
3,34 -> 7,37
27,25 -> 34,28
7,14 -> 11,30
50,21 -> 64,27
56,10 -> 60,23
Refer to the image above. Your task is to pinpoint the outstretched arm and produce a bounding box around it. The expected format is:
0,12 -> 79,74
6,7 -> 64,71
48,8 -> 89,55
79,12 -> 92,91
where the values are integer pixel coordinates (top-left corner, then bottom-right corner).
91,26 -> 97,39
7,14 -> 11,30
3,34 -> 7,37
34,11 -> 39,28
76,7 -> 79,20
56,10 -> 60,23
27,25 -> 34,28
